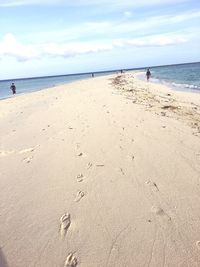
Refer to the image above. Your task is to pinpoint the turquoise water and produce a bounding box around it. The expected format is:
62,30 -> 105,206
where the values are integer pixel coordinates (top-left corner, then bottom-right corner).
0,74 -> 87,100
0,71 -> 115,100
149,62 -> 200,92
1,62 -> 200,100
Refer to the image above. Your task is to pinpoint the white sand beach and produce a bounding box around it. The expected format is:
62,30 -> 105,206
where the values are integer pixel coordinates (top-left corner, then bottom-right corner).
0,72 -> 200,267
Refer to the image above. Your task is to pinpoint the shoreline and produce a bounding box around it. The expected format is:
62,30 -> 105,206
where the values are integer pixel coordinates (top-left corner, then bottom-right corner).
1,66 -> 200,102
113,72 -> 200,135
0,75 -> 91,101
0,73 -> 200,266
0,72 -> 117,101
136,71 -> 200,95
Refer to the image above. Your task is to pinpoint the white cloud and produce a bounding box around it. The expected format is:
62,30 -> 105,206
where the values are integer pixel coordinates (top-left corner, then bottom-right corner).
0,33 -> 114,61
169,10 -> 200,23
112,33 -> 190,48
114,10 -> 200,35
0,33 -> 39,61
124,34 -> 188,46
0,32 -> 193,62
24,21 -> 113,44
42,42 -> 113,57
23,10 -> 200,45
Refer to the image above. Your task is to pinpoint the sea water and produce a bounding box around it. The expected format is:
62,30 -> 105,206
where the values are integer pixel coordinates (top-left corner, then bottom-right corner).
0,71 -> 115,100
147,62 -> 200,93
1,62 -> 200,100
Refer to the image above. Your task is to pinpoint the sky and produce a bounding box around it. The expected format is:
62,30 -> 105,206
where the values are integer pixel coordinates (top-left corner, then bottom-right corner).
0,0 -> 200,79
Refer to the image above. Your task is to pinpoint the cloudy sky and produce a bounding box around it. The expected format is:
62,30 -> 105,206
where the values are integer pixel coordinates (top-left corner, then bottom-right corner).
0,0 -> 200,79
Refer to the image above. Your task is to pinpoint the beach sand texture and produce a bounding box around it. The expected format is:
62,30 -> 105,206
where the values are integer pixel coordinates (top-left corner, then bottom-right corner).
0,73 -> 200,267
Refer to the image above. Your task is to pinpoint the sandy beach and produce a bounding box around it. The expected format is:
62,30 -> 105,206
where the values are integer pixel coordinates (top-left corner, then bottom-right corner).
0,72 -> 200,267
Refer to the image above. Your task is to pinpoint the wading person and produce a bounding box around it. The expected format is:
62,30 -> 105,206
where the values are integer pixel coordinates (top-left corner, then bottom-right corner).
10,83 -> 16,94
146,68 -> 151,81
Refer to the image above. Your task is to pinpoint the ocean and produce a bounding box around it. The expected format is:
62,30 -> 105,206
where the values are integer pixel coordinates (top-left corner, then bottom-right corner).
0,71 -> 115,100
145,62 -> 200,93
0,62 -> 200,100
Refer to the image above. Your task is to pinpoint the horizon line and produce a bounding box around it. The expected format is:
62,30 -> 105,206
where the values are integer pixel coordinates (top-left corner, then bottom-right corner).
1,61 -> 199,82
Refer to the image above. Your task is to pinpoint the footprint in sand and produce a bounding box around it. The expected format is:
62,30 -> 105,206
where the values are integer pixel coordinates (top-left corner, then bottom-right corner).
117,167 -> 125,175
23,156 -> 33,163
96,164 -> 104,167
60,213 -> 71,238
87,162 -> 93,169
151,206 -> 171,221
145,180 -> 159,191
77,173 -> 84,182
77,152 -> 87,158
131,155 -> 135,160
151,206 -> 164,215
64,253 -> 77,267
127,155 -> 135,161
74,191 -> 85,202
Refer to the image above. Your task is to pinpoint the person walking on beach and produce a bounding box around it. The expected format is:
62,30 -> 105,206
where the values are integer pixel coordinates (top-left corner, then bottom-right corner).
10,83 -> 16,94
146,68 -> 151,81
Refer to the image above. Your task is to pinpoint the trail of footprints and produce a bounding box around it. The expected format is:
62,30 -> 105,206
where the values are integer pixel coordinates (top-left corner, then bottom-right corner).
60,212 -> 79,265
146,179 -> 200,254
59,80 -> 199,265
61,152 -> 89,266
145,179 -> 172,222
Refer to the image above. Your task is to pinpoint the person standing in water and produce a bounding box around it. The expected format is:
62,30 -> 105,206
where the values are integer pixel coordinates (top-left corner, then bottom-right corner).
146,68 -> 151,81
10,83 -> 16,94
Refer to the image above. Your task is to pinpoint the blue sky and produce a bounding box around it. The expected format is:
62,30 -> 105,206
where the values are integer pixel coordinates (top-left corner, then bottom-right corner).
0,0 -> 200,79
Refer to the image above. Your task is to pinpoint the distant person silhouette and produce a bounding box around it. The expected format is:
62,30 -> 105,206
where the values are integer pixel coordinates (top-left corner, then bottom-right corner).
146,68 -> 151,81
10,83 -> 16,94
